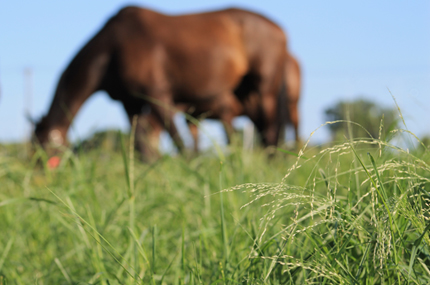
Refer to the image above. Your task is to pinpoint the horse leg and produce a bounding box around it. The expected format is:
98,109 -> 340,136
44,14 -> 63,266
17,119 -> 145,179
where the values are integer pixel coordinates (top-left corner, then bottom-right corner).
260,93 -> 279,147
222,120 -> 235,145
188,122 -> 199,153
122,101 -> 162,162
220,111 -> 235,146
148,92 -> 185,153
288,101 -> 300,144
218,90 -> 242,145
135,112 -> 163,162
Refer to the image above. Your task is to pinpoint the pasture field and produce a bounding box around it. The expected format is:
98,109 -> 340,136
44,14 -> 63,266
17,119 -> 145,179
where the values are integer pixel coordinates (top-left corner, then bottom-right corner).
1,129 -> 430,284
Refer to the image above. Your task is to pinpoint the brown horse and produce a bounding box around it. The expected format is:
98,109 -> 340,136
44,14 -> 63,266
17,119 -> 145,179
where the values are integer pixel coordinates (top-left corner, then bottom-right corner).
140,53 -> 301,154
34,6 -> 287,160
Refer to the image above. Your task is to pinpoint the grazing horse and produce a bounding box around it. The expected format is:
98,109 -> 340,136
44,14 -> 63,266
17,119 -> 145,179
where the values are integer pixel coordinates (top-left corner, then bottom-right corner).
33,6 -> 287,161
140,53 -> 301,154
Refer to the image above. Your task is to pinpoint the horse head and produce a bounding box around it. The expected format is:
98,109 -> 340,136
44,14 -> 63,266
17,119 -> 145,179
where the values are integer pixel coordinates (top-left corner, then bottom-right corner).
31,115 -> 68,168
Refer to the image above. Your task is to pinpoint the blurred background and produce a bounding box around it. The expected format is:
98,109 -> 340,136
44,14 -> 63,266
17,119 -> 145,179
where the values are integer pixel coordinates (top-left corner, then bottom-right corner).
1,0 -> 429,151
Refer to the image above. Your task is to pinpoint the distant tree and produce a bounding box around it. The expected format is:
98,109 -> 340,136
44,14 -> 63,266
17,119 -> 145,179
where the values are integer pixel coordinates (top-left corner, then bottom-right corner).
324,98 -> 398,141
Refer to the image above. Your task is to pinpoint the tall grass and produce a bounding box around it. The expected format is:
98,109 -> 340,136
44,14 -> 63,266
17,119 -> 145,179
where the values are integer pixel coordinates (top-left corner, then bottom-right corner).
224,119 -> 430,283
1,120 -> 430,284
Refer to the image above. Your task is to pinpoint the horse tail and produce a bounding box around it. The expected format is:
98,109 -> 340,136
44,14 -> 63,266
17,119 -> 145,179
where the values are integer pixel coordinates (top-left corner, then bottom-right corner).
276,75 -> 288,145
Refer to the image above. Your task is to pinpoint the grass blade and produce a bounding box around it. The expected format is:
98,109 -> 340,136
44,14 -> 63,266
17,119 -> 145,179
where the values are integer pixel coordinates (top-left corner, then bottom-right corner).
0,237 -> 14,271
54,258 -> 72,284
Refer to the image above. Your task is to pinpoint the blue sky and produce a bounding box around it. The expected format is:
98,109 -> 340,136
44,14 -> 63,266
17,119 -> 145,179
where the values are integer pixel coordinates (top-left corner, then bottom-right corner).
1,1 -> 429,148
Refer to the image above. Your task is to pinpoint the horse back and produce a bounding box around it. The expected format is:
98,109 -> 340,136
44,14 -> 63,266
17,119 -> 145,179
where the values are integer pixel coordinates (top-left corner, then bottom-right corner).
106,7 -> 286,99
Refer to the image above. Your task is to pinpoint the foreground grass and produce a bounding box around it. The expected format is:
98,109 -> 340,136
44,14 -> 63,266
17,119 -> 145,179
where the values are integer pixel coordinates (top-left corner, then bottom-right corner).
1,130 -> 430,284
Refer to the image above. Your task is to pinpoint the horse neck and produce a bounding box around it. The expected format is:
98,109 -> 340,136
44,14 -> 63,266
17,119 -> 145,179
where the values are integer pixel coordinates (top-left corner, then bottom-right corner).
37,46 -> 111,144
35,74 -> 90,146
44,82 -> 79,131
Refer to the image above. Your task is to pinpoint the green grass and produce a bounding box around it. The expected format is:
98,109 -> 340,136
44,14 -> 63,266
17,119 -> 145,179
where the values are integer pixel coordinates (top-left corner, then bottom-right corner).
1,127 -> 430,284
